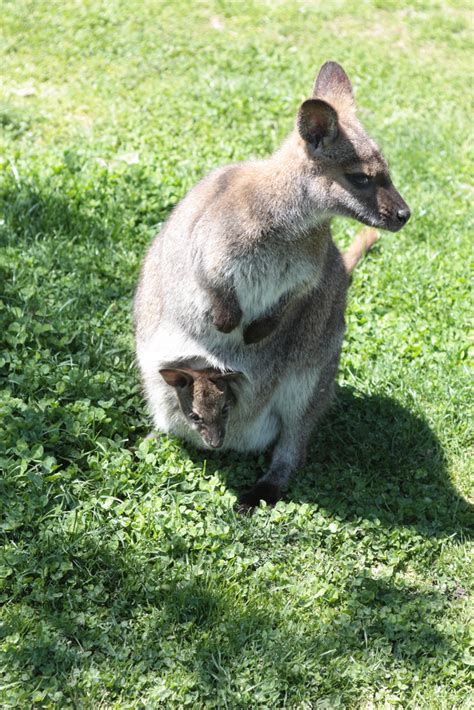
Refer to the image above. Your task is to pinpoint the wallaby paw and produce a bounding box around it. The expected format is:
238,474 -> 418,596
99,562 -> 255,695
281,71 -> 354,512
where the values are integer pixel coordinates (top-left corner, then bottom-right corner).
239,480 -> 282,509
243,315 -> 278,345
212,306 -> 242,334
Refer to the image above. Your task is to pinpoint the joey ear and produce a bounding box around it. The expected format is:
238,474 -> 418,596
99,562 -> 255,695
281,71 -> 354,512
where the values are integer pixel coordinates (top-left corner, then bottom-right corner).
215,372 -> 243,382
312,61 -> 354,112
214,372 -> 243,397
297,99 -> 338,149
159,369 -> 193,389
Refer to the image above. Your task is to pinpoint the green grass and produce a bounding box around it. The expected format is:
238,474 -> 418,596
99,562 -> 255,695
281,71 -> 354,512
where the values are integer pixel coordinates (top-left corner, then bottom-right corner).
1,0 -> 473,706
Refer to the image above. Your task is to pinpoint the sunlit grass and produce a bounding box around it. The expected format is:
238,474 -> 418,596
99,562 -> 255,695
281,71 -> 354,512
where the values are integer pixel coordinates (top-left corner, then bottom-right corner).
0,0 -> 472,706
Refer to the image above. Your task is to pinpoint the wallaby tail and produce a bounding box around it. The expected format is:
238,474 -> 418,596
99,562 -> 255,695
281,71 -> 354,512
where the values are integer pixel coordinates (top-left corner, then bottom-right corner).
343,228 -> 379,275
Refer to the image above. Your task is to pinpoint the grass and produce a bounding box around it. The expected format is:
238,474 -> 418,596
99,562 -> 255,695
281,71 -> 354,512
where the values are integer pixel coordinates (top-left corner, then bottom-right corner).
0,0 -> 473,706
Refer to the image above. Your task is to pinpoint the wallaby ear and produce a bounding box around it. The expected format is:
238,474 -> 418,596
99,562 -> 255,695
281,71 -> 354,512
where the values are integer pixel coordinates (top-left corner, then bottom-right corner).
297,99 -> 338,149
312,61 -> 354,113
159,369 -> 193,389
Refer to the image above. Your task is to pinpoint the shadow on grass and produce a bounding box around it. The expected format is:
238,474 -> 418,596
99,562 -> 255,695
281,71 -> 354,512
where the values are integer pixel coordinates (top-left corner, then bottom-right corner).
1,177 -> 470,703
0,179 -> 145,313
0,170 -> 174,369
298,386 -> 473,536
2,178 -> 471,541
1,533 -> 460,704
0,177 -> 157,459
199,387 -> 473,540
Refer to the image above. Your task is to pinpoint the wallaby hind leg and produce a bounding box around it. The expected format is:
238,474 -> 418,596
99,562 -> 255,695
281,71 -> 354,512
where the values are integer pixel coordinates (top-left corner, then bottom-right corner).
239,356 -> 339,508
144,431 -> 162,444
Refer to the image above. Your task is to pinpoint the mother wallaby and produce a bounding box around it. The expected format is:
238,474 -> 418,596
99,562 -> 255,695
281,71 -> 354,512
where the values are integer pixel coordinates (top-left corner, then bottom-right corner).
134,61 -> 410,506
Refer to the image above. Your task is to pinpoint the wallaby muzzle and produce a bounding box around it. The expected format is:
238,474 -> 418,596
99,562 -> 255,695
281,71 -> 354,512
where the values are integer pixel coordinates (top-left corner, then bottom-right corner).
386,190 -> 411,232
203,428 -> 224,449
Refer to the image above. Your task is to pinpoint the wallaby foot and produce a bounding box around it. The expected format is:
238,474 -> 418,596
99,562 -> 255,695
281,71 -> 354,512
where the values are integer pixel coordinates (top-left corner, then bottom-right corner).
144,431 -> 161,444
239,426 -> 308,508
239,480 -> 282,509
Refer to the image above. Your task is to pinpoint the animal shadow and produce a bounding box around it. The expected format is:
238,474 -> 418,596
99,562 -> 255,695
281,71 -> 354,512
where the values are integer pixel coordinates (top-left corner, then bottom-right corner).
201,386 -> 473,540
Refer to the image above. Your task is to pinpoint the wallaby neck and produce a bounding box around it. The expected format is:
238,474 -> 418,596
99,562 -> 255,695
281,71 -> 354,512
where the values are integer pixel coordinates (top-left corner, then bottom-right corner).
256,134 -> 331,240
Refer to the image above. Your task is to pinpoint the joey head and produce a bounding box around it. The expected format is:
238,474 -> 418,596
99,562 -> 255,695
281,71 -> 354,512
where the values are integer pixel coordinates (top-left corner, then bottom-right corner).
159,367 -> 241,449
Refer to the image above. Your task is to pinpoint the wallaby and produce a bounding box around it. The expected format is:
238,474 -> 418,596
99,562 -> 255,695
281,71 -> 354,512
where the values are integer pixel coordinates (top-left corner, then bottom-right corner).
159,366 -> 241,449
134,61 -> 410,507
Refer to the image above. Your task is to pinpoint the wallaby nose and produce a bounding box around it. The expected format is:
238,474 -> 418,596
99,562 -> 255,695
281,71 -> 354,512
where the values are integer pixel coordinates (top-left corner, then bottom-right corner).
396,207 -> 411,225
206,430 -> 223,449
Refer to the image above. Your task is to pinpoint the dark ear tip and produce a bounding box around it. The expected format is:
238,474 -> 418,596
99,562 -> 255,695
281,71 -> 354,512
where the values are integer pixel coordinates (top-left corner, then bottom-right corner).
314,61 -> 353,102
301,98 -> 325,108
320,60 -> 335,71
319,60 -> 347,76
321,60 -> 344,70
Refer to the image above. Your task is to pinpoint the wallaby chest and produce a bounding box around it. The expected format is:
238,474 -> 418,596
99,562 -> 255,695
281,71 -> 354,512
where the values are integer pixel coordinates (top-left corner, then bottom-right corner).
231,237 -> 324,324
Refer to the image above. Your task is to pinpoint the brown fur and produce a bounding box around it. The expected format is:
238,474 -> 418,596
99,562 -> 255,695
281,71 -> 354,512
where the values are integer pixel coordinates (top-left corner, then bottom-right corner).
159,367 -> 240,449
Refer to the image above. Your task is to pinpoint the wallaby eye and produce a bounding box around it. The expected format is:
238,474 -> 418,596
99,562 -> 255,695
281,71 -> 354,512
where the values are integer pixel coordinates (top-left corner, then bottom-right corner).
189,412 -> 201,423
222,403 -> 230,415
345,173 -> 372,188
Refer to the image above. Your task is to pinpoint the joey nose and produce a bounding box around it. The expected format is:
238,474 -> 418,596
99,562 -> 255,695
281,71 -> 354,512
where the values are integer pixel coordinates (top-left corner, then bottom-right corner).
396,207 -> 410,225
206,431 -> 223,449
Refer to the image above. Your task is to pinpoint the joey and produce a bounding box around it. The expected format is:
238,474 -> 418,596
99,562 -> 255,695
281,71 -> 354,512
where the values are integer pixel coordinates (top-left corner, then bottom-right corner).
159,367 -> 241,450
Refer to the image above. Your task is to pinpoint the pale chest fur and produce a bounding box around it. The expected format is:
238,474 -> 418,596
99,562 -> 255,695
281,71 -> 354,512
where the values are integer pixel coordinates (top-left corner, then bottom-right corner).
230,245 -> 321,325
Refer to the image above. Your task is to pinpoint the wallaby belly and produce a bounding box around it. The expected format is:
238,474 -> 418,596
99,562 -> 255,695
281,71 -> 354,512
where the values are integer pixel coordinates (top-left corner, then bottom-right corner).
136,272 -> 346,453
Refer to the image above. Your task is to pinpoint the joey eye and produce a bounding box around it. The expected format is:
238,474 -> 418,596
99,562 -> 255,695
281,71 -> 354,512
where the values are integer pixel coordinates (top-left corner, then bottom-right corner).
345,173 -> 372,188
189,412 -> 201,423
